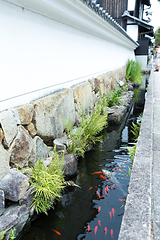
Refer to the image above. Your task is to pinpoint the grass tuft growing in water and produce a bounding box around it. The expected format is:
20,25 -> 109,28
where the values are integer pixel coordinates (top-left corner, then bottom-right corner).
63,107 -> 108,157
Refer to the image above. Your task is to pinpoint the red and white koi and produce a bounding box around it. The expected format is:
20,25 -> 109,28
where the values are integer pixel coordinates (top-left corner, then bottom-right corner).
112,167 -> 122,172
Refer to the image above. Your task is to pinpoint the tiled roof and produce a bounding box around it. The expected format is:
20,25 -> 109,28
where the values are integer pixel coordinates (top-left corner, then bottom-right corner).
81,0 -> 139,45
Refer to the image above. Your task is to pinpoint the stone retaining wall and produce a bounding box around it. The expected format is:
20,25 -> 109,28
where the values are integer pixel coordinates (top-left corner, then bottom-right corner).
0,67 -> 127,239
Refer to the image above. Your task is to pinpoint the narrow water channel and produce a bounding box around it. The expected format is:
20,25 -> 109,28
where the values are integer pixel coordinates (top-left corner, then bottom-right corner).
19,103 -> 143,240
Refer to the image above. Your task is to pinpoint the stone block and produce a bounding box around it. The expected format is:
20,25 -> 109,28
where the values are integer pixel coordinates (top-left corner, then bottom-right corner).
25,123 -> 37,137
72,81 -> 93,113
53,138 -> 66,152
33,89 -> 75,144
28,136 -> 50,167
12,104 -> 34,125
0,204 -> 29,238
63,154 -> 77,177
14,205 -> 29,237
19,188 -> 35,209
0,110 -> 17,148
0,141 -> 10,181
0,169 -> 29,202
9,125 -> 33,169
0,190 -> 5,216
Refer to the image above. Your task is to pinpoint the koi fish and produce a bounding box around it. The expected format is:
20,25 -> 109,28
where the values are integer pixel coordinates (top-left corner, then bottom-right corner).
112,208 -> 115,217
87,225 -> 90,233
123,161 -> 125,165
119,198 -> 126,202
100,174 -> 109,181
105,186 -> 109,195
52,229 -> 61,235
111,184 -> 115,189
111,229 -> 114,239
104,227 -> 107,236
102,170 -> 127,196
96,191 -> 100,197
88,187 -> 93,191
97,196 -> 105,200
98,220 -> 102,227
112,167 -> 122,172
94,225 -> 98,237
98,206 -> 101,213
109,211 -> 112,219
91,171 -> 103,175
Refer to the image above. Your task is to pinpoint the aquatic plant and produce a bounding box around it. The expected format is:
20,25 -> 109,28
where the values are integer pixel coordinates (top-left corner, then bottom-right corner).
99,87 -> 123,108
63,107 -> 107,157
131,114 -> 142,142
126,145 -> 137,165
29,147 -> 80,215
126,59 -> 143,85
30,151 -> 66,215
10,229 -> 16,240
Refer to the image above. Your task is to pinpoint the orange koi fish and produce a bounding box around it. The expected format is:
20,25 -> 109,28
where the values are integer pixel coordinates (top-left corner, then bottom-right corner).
88,187 -> 93,191
91,171 -> 103,175
98,220 -> 102,227
123,161 -> 125,165
52,229 -> 61,235
112,208 -> 115,217
100,175 -> 109,181
94,226 -> 98,237
109,211 -> 112,219
104,227 -> 107,236
97,196 -> 105,200
87,225 -> 90,233
105,186 -> 109,195
111,184 -> 115,189
96,191 -> 100,197
119,198 -> 125,202
111,229 -> 114,239
98,206 -> 101,213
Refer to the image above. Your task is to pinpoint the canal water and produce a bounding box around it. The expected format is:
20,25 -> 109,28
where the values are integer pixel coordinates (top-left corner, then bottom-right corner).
18,102 -> 143,240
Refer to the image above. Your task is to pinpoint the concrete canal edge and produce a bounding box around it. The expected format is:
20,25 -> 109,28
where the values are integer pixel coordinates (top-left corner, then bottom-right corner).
118,70 -> 153,240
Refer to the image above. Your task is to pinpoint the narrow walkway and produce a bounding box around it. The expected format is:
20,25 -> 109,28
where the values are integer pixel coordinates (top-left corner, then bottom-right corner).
118,70 -> 160,240
152,70 -> 160,239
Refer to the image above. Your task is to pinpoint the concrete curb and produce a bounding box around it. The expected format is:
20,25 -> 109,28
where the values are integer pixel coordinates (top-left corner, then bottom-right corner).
118,70 -> 154,240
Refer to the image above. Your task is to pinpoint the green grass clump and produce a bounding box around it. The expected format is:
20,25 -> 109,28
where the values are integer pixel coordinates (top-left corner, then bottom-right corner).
30,151 -> 66,215
99,87 -> 123,108
126,59 -> 143,85
63,107 -> 107,157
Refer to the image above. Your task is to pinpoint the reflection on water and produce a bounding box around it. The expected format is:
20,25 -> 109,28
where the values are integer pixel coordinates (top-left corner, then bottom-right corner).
19,105 -> 143,240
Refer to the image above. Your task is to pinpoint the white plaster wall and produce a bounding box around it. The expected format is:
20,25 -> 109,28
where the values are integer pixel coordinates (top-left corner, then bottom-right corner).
126,24 -> 138,41
135,55 -> 148,68
127,0 -> 136,11
0,0 -> 137,111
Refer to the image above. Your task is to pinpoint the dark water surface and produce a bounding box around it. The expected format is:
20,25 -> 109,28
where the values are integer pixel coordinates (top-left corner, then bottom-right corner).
19,106 -> 143,240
